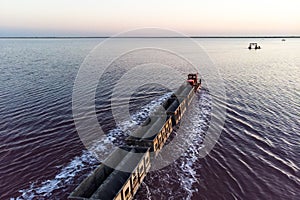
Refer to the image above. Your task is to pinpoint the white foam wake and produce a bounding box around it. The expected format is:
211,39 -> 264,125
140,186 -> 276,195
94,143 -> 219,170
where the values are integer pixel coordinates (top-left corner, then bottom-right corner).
13,152 -> 98,200
177,90 -> 212,199
12,93 -> 172,200
136,89 -> 212,200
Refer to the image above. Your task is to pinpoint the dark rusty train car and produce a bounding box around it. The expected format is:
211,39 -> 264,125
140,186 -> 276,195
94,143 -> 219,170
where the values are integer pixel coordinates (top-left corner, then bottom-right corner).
69,147 -> 150,200
70,74 -> 201,200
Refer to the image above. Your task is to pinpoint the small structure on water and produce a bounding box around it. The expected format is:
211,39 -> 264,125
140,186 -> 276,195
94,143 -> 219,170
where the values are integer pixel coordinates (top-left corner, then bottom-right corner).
248,43 -> 261,50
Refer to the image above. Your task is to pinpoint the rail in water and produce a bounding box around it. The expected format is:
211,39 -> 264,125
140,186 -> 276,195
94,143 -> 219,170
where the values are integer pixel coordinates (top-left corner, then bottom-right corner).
69,73 -> 201,200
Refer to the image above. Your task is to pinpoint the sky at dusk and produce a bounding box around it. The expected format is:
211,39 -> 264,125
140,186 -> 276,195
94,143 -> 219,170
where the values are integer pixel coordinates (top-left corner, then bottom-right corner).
0,0 -> 299,36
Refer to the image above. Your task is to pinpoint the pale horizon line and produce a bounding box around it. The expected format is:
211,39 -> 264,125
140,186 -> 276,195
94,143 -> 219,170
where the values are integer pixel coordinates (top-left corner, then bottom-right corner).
0,36 -> 299,39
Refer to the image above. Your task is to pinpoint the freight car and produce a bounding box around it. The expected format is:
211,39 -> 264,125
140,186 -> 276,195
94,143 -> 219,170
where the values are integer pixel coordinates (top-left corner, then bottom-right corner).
70,74 -> 201,200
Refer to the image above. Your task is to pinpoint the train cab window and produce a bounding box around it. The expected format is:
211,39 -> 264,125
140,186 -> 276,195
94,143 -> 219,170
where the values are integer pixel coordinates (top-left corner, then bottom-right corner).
125,188 -> 129,198
124,187 -> 130,199
145,156 -> 150,166
139,164 -> 144,174
155,142 -> 159,151
158,134 -> 162,142
132,173 -> 138,185
115,194 -> 122,200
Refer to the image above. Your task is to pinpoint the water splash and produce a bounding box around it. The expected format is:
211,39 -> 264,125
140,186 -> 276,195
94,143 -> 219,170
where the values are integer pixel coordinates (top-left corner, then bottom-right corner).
176,90 -> 212,199
12,93 -> 172,200
135,89 -> 212,200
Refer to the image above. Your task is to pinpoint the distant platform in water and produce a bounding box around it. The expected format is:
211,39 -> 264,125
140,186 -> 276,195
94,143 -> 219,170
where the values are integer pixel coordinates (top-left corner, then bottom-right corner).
248,43 -> 261,50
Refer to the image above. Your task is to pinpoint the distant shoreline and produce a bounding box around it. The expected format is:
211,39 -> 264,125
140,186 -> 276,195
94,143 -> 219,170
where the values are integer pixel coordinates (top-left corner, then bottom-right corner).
0,36 -> 299,39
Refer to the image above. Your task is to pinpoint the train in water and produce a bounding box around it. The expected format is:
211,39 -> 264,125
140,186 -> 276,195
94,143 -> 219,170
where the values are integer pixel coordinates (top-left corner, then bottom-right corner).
69,73 -> 202,200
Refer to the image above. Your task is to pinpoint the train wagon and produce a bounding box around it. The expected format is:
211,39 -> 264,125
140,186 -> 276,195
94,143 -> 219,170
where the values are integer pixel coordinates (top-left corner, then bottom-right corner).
126,116 -> 173,156
69,147 -> 151,200
174,83 -> 195,106
70,73 -> 201,200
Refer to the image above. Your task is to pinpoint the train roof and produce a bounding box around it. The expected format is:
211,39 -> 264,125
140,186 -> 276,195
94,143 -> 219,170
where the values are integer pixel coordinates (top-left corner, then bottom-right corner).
128,116 -> 169,140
